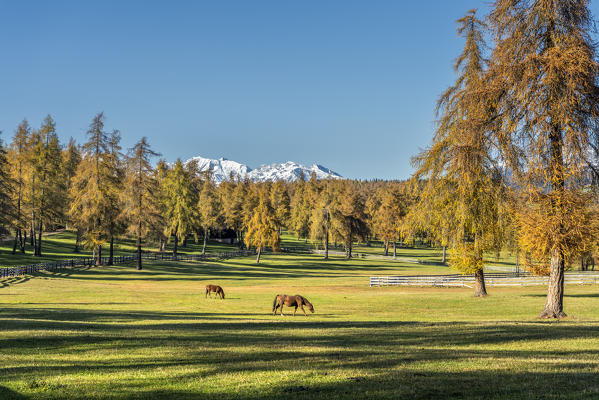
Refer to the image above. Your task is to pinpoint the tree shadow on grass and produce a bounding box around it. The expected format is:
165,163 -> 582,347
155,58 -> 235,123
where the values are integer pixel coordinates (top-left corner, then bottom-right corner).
2,307 -> 599,399
0,276 -> 31,289
0,386 -> 27,400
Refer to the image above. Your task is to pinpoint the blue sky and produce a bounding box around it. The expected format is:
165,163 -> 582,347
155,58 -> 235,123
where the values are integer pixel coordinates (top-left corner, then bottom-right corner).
2,1 -> 598,180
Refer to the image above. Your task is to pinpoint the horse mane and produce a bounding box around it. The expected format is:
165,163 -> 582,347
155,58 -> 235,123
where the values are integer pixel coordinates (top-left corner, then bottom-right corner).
298,295 -> 311,307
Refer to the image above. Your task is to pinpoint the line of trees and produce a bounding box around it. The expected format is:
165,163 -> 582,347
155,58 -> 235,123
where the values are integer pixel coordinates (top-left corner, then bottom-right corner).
0,115 -> 414,268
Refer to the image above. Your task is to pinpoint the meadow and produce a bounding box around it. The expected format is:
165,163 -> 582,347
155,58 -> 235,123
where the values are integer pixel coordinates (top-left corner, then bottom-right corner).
1,235 -> 599,399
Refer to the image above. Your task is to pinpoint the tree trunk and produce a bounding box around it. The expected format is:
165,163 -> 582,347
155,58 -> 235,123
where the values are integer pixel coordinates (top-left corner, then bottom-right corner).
393,240 -> 397,260
35,220 -> 43,256
384,240 -> 389,257
74,229 -> 81,253
442,246 -> 447,264
539,249 -> 566,318
256,247 -> 261,263
108,236 -> 114,265
12,229 -> 19,254
96,245 -> 102,266
474,269 -> 487,297
324,228 -> 329,260
346,240 -> 352,259
202,227 -> 208,255
539,123 -> 567,318
173,233 -> 178,260
21,230 -> 26,252
182,235 -> 187,247
136,234 -> 142,270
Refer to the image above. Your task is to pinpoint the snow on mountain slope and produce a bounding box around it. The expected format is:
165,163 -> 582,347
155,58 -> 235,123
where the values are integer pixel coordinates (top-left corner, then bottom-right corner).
248,161 -> 341,182
184,156 -> 342,183
185,156 -> 251,183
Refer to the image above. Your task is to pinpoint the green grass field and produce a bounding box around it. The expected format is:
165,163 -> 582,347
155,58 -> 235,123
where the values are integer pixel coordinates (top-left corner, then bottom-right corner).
1,236 -> 599,399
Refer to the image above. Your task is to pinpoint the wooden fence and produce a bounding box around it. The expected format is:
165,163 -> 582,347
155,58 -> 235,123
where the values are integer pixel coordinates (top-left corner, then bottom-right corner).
370,273 -> 599,288
0,250 -> 256,279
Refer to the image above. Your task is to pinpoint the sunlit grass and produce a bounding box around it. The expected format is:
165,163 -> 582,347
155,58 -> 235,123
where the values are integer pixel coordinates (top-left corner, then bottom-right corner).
1,239 -> 598,399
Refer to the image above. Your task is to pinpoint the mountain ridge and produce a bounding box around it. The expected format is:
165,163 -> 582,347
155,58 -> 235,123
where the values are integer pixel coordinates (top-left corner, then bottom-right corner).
185,156 -> 342,183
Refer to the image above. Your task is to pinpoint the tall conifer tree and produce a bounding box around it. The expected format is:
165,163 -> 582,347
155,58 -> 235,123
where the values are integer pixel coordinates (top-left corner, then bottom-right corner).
413,10 -> 503,296
122,137 -> 160,270
489,0 -> 599,317
245,185 -> 280,263
69,113 -> 114,265
8,120 -> 31,253
198,172 -> 222,255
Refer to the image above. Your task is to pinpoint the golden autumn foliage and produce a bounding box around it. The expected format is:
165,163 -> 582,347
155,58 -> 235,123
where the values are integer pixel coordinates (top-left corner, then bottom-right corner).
244,185 -> 280,263
516,189 -> 599,275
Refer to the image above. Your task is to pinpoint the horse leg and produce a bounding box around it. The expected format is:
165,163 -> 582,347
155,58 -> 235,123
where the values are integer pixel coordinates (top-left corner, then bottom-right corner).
280,302 -> 285,316
205,289 -> 208,298
300,304 -> 307,316
293,305 -> 297,316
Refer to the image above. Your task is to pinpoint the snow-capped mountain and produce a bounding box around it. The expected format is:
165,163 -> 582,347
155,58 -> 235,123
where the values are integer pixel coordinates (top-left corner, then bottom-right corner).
186,156 -> 250,183
184,156 -> 342,183
248,161 -> 342,182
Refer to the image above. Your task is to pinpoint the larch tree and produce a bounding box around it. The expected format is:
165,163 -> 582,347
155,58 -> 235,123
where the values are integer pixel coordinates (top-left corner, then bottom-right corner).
270,180 -> 291,234
413,10 -> 503,297
62,138 -> 82,251
309,179 -> 334,259
152,159 -> 170,252
121,137 -> 160,270
330,181 -> 369,259
69,112 -> 114,266
290,173 -> 311,241
8,120 -> 31,253
489,0 -> 599,317
198,171 -> 222,255
374,185 -> 406,259
104,129 -> 125,265
30,116 -> 65,256
162,159 -> 198,258
0,132 -> 15,240
241,179 -> 259,243
365,187 -> 383,250
219,176 -> 246,247
244,185 -> 280,263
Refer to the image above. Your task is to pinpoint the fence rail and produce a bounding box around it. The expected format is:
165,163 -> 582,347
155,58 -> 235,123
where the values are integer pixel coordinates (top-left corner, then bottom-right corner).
370,273 -> 599,288
0,250 -> 256,279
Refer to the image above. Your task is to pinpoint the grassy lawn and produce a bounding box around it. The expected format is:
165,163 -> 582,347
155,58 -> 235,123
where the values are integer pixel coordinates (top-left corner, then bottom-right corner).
2,246 -> 599,399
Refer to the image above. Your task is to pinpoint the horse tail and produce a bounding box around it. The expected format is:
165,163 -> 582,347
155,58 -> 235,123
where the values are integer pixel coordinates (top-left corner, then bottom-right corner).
272,295 -> 279,312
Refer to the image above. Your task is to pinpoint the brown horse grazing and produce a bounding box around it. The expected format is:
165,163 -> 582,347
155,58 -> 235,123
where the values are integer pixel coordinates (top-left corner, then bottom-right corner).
272,294 -> 314,316
205,284 -> 225,299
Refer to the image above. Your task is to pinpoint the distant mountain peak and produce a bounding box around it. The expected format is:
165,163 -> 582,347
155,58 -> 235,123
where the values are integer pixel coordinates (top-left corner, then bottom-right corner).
184,156 -> 342,183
